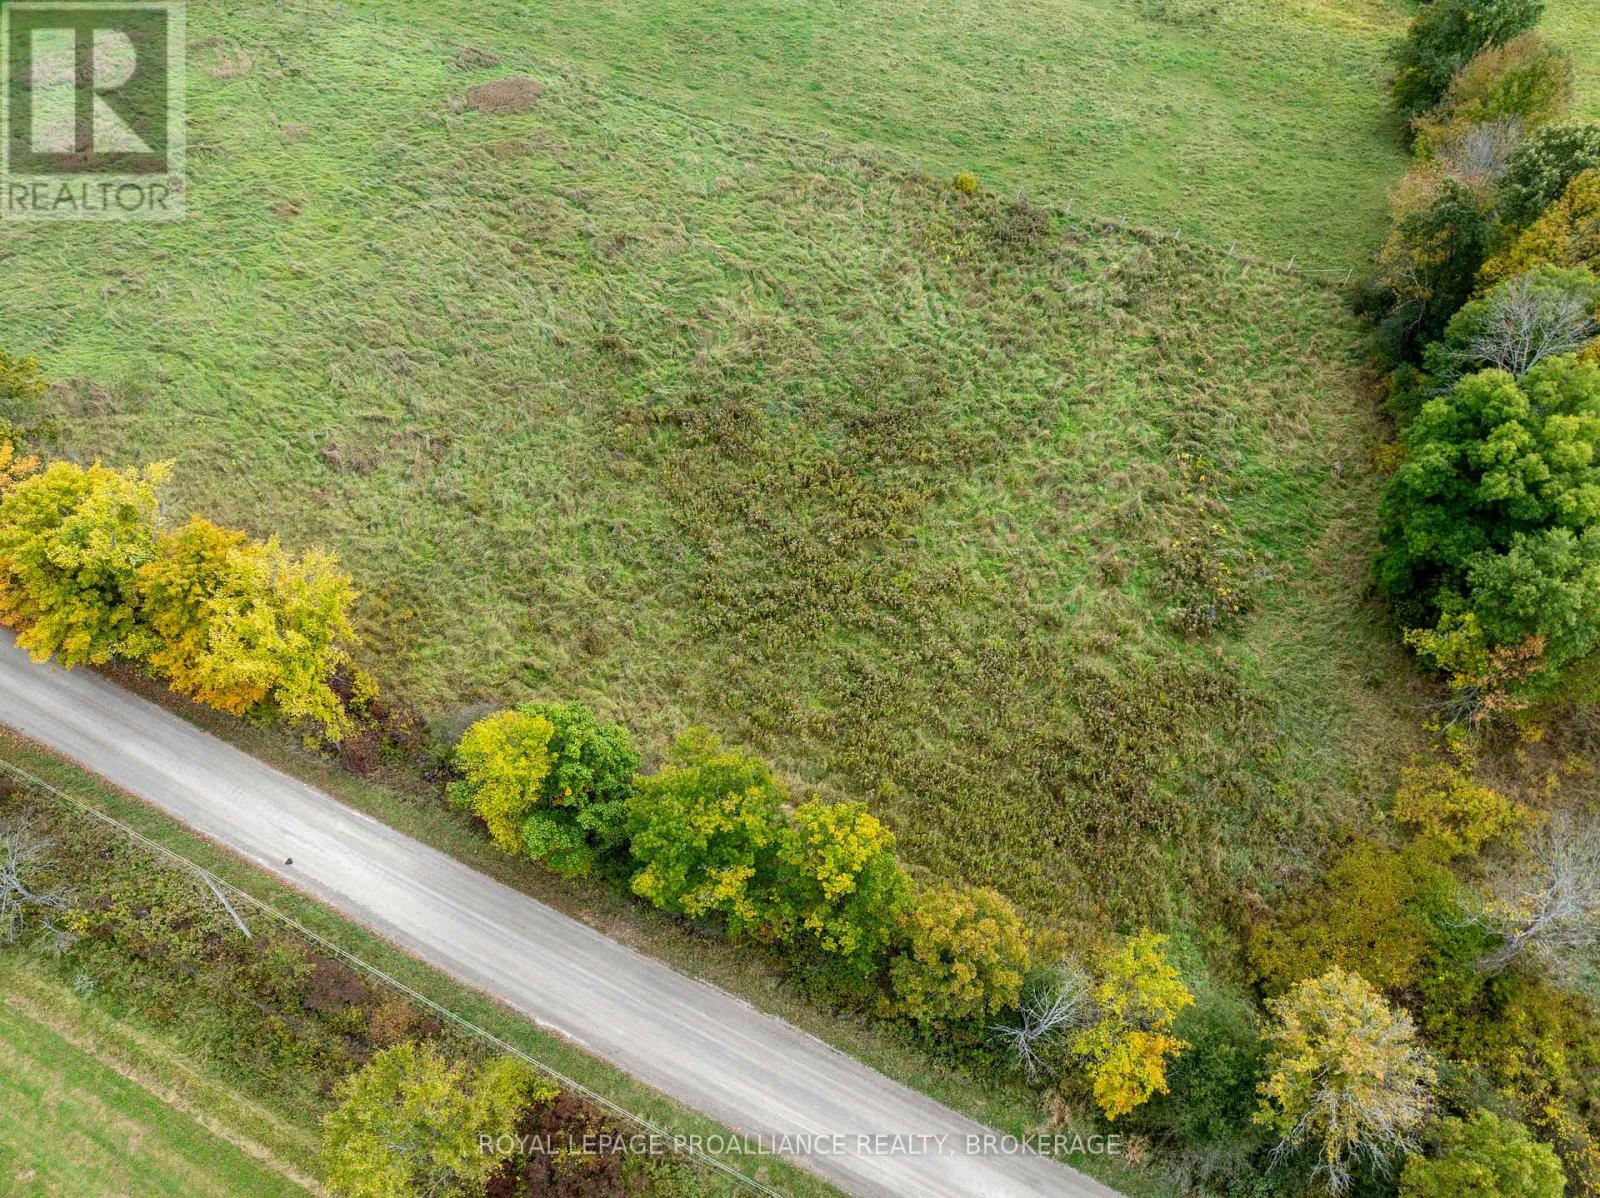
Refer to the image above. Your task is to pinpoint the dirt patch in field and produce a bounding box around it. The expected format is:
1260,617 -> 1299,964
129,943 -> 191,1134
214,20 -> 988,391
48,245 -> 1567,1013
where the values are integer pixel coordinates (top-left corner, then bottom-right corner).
465,76 -> 543,114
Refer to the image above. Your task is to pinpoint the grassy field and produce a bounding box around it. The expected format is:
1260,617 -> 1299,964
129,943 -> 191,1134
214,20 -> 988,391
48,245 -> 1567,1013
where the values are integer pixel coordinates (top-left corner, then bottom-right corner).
0,962 -> 315,1198
0,0 -> 1444,934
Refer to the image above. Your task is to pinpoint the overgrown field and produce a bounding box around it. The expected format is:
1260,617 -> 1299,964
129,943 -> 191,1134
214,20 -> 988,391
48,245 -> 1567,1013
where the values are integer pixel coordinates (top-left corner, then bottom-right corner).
0,965 -> 314,1198
0,0 -> 1447,933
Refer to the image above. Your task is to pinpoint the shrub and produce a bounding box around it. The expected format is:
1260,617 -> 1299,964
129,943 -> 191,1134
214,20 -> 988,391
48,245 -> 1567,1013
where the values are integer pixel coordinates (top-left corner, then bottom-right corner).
1375,175 -> 1497,359
889,882 -> 1031,1029
1393,758 -> 1524,856
1400,1109 -> 1565,1197
136,517 -> 359,740
1412,35 -> 1573,157
1256,968 -> 1437,1195
450,708 -> 555,853
1143,983 -> 1267,1151
625,728 -> 787,938
1499,123 -> 1600,229
771,798 -> 909,979
1375,356 -> 1600,683
1071,930 -> 1194,1121
0,458 -> 165,667
322,1043 -> 552,1198
1484,167 -> 1600,283
1390,0 -> 1546,123
1245,839 -> 1455,997
0,349 -> 47,426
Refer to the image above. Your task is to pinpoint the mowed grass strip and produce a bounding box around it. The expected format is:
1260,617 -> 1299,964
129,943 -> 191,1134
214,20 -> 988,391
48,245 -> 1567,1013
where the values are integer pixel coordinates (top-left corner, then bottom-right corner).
0,962 -> 316,1198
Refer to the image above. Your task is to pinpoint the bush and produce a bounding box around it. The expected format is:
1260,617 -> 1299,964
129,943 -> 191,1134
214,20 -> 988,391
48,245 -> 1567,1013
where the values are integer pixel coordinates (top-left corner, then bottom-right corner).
1499,122 -> 1600,229
1400,1109 -> 1565,1197
889,882 -> 1031,1030
1390,0 -> 1546,122
1393,758 -> 1525,856
1246,839 -> 1456,997
1376,355 -> 1600,683
0,349 -> 47,427
1412,35 -> 1573,157
1134,981 -> 1268,1152
0,458 -> 165,667
625,728 -> 787,938
1484,167 -> 1600,283
1375,175 -> 1497,360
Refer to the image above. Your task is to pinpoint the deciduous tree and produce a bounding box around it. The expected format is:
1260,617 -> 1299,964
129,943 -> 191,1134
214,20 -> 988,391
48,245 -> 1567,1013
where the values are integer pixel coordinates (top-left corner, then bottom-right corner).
625,728 -> 786,938
1072,930 -> 1194,1120
772,798 -> 909,975
889,883 -> 1031,1029
1376,355 -> 1600,683
136,518 -> 358,740
322,1043 -> 550,1198
0,458 -> 165,667
449,708 -> 555,853
1256,968 -> 1436,1195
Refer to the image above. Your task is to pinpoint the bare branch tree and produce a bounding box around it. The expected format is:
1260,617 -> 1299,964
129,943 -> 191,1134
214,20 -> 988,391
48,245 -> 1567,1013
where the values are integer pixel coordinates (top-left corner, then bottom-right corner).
1479,808 -> 1600,981
1437,117 -> 1525,186
1456,273 -> 1600,378
0,817 -> 71,950
990,961 -> 1095,1079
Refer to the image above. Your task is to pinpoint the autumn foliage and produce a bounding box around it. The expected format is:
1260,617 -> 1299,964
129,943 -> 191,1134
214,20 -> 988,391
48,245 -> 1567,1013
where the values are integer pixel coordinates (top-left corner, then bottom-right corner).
0,447 -> 359,738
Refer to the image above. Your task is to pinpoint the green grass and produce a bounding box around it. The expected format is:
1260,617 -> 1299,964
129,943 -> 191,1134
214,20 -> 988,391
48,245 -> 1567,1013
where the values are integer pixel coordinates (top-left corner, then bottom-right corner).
0,0 -> 1438,934
334,0 -> 1413,265
1547,0 -> 1600,116
0,961 -> 315,1198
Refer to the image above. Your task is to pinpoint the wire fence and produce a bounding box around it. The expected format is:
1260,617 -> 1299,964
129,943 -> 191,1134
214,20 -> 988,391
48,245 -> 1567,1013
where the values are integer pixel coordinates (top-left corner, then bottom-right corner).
0,753 -> 786,1198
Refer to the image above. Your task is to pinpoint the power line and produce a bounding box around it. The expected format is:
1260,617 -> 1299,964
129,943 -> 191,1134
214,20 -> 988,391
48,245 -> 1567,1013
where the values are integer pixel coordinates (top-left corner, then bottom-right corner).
0,754 -> 785,1198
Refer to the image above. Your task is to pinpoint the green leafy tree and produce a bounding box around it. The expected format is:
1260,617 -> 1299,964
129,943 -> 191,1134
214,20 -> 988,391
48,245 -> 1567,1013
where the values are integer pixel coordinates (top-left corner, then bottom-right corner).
1072,930 -> 1194,1121
889,882 -> 1031,1029
0,458 -> 165,667
1400,1109 -> 1565,1197
322,1042 -> 551,1198
450,708 -> 555,853
519,700 -> 639,876
1390,0 -> 1545,122
1500,123 -> 1600,229
1257,968 -> 1437,1195
1376,355 -> 1600,682
1376,176 -> 1497,359
625,728 -> 786,937
772,798 -> 909,978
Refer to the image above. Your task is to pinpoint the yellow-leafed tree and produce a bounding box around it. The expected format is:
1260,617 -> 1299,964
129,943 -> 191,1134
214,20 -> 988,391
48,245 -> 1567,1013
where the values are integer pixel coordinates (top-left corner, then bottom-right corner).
137,517 -> 358,740
1073,929 -> 1194,1120
0,458 -> 166,667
